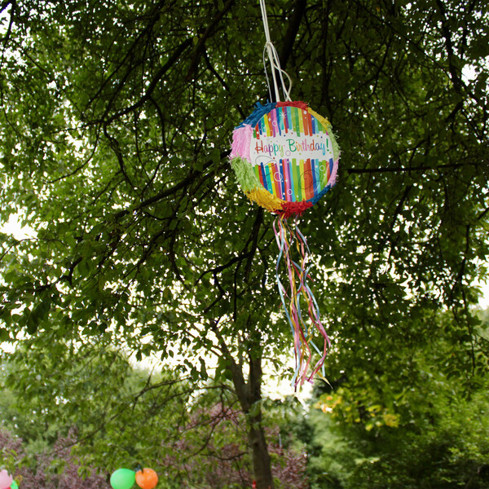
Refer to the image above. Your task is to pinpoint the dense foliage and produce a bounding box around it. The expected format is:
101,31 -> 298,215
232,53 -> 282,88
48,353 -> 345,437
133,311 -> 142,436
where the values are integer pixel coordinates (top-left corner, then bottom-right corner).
303,309 -> 489,489
1,349 -> 307,489
1,0 -> 488,487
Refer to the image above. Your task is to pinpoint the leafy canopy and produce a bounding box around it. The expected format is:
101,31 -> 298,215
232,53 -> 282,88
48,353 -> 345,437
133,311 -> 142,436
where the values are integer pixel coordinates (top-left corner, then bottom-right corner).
0,3 -> 488,486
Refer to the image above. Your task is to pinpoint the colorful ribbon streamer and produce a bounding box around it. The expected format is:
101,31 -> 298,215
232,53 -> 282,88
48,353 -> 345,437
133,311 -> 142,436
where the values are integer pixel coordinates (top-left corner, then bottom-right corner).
273,215 -> 330,389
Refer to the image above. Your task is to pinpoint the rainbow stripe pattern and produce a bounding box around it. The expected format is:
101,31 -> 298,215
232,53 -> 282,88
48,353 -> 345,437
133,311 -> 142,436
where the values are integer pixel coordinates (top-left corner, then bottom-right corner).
253,158 -> 335,203
253,103 -> 327,138
230,101 -> 340,217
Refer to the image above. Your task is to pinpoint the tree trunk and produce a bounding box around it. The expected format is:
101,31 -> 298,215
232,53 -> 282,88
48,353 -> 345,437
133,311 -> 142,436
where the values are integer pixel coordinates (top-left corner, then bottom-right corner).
248,410 -> 274,489
225,344 -> 275,489
211,251 -> 274,489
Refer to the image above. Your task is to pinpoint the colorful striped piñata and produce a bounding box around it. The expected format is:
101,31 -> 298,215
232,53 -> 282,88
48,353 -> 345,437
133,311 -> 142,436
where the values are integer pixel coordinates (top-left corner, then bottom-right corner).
229,100 -> 340,389
230,101 -> 339,218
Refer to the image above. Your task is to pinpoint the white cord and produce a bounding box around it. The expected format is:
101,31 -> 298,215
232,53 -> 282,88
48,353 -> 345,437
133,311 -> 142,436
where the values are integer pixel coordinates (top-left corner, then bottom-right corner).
259,0 -> 292,102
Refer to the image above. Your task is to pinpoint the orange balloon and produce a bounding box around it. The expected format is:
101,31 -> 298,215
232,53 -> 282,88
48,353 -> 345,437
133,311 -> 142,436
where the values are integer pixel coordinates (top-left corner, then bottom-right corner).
135,468 -> 158,489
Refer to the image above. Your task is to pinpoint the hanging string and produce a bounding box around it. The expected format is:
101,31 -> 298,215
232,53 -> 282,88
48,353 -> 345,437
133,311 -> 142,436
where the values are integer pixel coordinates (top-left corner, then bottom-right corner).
273,214 -> 330,389
259,0 -> 292,102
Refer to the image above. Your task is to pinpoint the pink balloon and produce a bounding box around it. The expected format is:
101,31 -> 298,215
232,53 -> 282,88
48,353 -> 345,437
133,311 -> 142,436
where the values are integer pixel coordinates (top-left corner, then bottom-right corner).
0,470 -> 13,489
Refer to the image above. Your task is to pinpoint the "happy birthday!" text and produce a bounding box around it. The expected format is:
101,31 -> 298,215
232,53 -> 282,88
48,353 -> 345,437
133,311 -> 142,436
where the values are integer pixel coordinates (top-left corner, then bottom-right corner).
254,137 -> 329,158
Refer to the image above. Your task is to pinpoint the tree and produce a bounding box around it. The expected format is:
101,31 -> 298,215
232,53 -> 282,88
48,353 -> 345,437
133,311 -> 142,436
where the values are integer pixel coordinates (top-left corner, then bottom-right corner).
0,340 -> 194,472
1,1 -> 488,487
304,309 -> 489,488
1,346 -> 308,489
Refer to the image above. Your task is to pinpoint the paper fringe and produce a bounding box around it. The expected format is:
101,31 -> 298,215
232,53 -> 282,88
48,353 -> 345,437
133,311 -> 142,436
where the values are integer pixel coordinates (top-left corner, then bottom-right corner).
273,215 -> 330,389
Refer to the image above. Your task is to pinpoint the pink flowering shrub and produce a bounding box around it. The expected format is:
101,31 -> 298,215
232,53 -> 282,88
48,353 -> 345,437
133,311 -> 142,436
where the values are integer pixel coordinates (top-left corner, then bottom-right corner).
1,403 -> 308,489
157,403 -> 308,489
0,429 -> 108,489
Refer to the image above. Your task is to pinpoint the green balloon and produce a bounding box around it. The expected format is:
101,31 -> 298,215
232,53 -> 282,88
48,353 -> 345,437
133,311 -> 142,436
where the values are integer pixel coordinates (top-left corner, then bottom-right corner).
110,469 -> 135,489
10,482 -> 19,489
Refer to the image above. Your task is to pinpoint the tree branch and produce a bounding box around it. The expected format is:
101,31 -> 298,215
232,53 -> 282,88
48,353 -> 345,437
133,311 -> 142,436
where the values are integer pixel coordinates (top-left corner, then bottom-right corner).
345,162 -> 475,174
434,0 -> 464,94
279,0 -> 307,68
185,0 -> 236,81
104,38 -> 193,124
